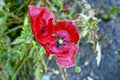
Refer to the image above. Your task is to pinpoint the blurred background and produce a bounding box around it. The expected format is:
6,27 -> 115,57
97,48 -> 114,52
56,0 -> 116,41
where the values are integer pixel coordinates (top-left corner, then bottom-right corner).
0,0 -> 120,80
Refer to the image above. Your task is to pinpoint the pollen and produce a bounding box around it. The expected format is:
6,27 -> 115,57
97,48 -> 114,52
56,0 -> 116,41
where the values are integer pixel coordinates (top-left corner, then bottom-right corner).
58,39 -> 63,45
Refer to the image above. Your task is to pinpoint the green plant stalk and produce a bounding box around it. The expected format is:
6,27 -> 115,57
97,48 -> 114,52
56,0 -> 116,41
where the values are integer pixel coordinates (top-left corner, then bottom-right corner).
12,55 -> 30,80
59,67 -> 68,80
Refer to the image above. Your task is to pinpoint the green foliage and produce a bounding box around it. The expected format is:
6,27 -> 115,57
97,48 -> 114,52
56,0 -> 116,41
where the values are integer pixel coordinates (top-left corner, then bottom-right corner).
19,16 -> 33,41
118,50 -> 120,55
52,0 -> 63,10
6,62 -> 15,77
85,18 -> 101,29
100,6 -> 118,21
118,59 -> 120,63
0,5 -> 46,79
10,16 -> 46,80
0,10 -> 5,18
101,13 -> 111,21
109,6 -> 119,14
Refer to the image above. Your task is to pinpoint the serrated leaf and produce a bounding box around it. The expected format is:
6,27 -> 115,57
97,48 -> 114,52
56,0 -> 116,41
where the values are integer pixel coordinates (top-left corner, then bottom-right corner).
21,16 -> 29,36
19,16 -> 33,41
24,16 -> 29,27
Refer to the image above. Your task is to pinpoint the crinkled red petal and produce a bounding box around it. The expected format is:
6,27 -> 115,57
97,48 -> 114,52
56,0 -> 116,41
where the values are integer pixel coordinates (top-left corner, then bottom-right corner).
28,5 -> 44,35
45,39 -> 69,55
39,36 -> 56,57
35,19 -> 55,44
34,7 -> 55,36
28,5 -> 55,44
56,43 -> 79,68
55,21 -> 80,42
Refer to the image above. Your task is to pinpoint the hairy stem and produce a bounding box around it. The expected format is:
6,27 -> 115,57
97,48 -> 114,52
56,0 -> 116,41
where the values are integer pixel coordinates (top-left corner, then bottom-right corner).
59,67 -> 68,80
12,55 -> 30,80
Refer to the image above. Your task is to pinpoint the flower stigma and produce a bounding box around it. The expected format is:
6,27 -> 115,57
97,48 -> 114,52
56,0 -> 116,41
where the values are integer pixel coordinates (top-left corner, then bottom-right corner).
58,39 -> 63,45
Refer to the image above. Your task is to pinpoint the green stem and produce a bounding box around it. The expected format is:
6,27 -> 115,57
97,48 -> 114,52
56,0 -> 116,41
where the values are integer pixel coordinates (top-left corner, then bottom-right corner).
12,55 -> 30,80
59,67 -> 68,80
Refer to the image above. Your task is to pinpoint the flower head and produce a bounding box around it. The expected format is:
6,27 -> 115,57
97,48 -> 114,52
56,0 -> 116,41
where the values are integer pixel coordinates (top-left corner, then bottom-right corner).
28,5 -> 80,68
46,21 -> 79,68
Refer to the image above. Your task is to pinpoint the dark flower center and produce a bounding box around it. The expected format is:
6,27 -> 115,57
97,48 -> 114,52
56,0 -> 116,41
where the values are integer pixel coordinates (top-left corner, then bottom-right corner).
56,37 -> 65,47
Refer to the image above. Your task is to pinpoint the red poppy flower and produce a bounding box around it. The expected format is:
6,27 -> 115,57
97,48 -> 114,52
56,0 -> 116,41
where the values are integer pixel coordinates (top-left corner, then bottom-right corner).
28,5 -> 80,68
46,21 -> 80,68
28,5 -> 55,44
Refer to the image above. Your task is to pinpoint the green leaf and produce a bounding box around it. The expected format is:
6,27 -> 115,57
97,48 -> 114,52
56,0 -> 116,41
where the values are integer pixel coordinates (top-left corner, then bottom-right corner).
39,47 -> 45,56
24,16 -> 29,27
19,44 -> 26,60
118,50 -> 120,55
91,19 -> 101,29
29,46 -> 37,57
34,62 -> 46,80
10,53 -> 19,61
86,18 -> 101,29
109,6 -> 119,14
6,62 -> 15,78
101,13 -> 111,21
81,27 -> 89,37
19,16 -> 33,41
0,11 -> 5,18
118,58 -> 120,63
0,41 -> 6,51
52,0 -> 63,10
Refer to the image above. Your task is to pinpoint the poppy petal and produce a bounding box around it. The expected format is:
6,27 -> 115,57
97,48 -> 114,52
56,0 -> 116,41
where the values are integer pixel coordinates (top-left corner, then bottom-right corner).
28,5 -> 55,44
56,43 -> 79,68
28,5 -> 43,35
45,39 -> 69,54
40,36 -> 56,57
35,7 -> 55,36
55,21 -> 80,42
35,19 -> 55,44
